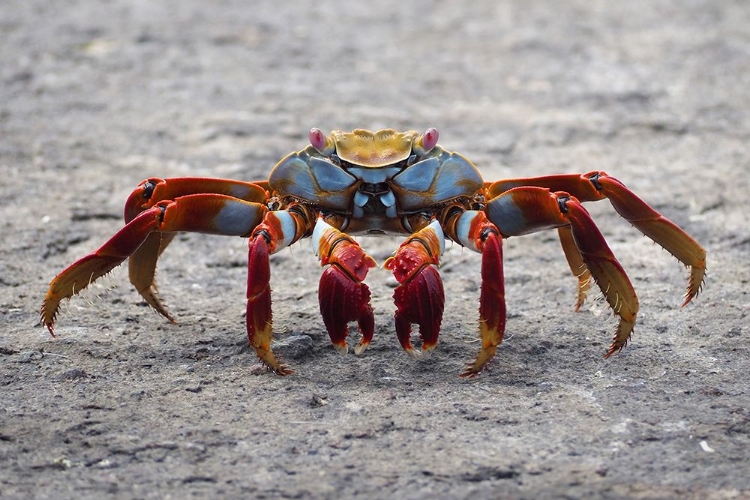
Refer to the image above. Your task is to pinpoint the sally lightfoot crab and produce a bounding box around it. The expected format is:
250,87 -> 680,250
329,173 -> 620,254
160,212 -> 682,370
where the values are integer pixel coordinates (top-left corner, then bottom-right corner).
41,128 -> 706,376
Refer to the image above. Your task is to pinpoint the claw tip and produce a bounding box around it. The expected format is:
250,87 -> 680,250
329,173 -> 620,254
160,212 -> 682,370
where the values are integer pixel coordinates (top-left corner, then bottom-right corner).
405,348 -> 421,360
354,342 -> 369,355
333,342 -> 349,355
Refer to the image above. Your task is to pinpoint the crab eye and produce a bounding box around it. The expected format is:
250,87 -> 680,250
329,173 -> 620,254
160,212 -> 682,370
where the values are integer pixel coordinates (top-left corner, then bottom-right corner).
309,128 -> 327,152
422,127 -> 439,151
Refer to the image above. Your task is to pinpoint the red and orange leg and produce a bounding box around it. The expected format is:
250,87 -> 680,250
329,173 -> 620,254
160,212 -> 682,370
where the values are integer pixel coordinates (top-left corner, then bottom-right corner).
558,226 -> 592,311
41,182 -> 268,335
483,186 -> 640,359
312,217 -> 377,356
245,206 -> 314,375
123,177 -> 269,320
486,172 -> 706,306
384,220 -> 446,358
447,211 -> 506,377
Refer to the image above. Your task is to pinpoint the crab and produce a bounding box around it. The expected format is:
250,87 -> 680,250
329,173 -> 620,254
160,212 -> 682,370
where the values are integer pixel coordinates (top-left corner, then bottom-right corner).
41,128 -> 706,376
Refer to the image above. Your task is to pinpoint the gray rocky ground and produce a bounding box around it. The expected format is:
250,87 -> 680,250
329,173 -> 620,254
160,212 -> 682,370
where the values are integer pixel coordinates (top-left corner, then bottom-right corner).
1,1 -> 748,498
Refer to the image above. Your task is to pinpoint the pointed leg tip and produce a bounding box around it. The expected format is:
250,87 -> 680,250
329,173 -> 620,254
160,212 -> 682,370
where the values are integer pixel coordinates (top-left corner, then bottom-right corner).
602,317 -> 635,359
681,288 -> 701,307
252,342 -> 294,376
160,309 -> 177,323
604,343 -> 624,358
259,359 -> 294,376
573,285 -> 589,311
459,365 -> 481,378
275,365 -> 295,376
140,288 -> 176,323
461,343 -> 498,378
683,266 -> 706,307
254,361 -> 294,376
574,296 -> 586,312
40,306 -> 58,337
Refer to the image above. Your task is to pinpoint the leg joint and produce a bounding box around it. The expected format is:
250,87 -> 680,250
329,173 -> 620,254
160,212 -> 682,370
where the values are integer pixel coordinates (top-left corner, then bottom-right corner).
142,180 -> 157,200
557,195 -> 571,214
587,172 -> 603,191
255,228 -> 272,244
480,226 -> 499,242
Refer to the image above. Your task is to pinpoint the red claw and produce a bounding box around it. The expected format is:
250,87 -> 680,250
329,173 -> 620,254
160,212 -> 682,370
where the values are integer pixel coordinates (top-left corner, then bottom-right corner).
318,266 -> 375,355
392,264 -> 444,356
314,219 -> 377,355
385,224 -> 445,357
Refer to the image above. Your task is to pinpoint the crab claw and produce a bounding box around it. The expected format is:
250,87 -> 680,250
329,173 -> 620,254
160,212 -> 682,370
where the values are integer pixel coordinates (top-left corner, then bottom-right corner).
314,218 -> 376,355
385,220 -> 445,358
318,266 -> 375,355
390,264 -> 445,358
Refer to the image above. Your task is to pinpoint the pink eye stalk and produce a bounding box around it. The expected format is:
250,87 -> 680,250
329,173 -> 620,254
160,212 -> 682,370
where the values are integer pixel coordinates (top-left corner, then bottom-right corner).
309,128 -> 327,151
422,127 -> 439,150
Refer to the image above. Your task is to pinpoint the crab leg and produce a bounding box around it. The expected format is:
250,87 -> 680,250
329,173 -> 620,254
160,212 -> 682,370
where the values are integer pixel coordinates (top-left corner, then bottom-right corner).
558,226 -> 592,311
123,178 -> 268,320
487,172 -> 706,305
384,220 -> 446,358
313,218 -> 377,355
245,207 -> 312,375
484,186 -> 639,358
445,210 -> 506,377
41,194 -> 267,333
